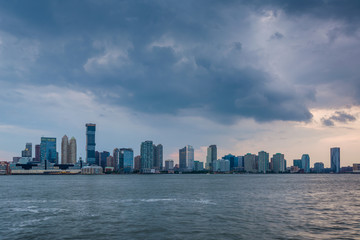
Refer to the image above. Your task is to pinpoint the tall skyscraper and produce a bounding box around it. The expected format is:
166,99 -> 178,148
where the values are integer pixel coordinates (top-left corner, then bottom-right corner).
206,145 -> 217,170
34,144 -> 40,162
331,147 -> 340,173
22,143 -> 32,158
272,153 -> 285,173
293,159 -> 302,169
86,123 -> 96,165
301,154 -> 310,173
61,135 -> 69,164
258,151 -> 269,173
179,145 -> 194,171
244,153 -> 257,172
223,154 -> 236,170
40,137 -> 57,163
69,137 -> 77,164
134,155 -> 141,171
113,148 -> 120,171
99,151 -> 110,169
153,144 -> 163,170
141,141 -> 154,171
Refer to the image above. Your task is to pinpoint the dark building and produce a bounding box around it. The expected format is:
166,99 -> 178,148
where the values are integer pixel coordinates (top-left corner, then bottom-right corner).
141,141 -> 154,171
99,151 -> 110,169
86,123 -> 96,165
134,155 -> 141,171
153,144 -> 163,170
21,143 -> 32,158
40,137 -> 57,163
34,144 -> 40,162
223,154 -> 236,170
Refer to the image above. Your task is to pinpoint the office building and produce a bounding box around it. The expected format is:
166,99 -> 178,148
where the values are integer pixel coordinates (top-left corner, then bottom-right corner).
223,154 -> 236,170
213,159 -> 230,172
113,148 -> 120,171
34,144 -> 40,162
153,144 -> 163,170
244,153 -> 257,172
21,143 -> 32,158
164,159 -> 174,171
40,137 -> 57,164
293,159 -> 302,169
194,161 -> 204,171
206,145 -> 217,170
179,145 -> 194,171
314,162 -> 324,173
134,155 -> 141,171
258,151 -> 269,173
272,153 -> 285,173
330,147 -> 340,173
61,135 -> 69,164
301,154 -> 310,173
69,137 -> 77,164
106,156 -> 115,168
120,148 -> 134,171
99,151 -> 110,169
141,141 -> 154,171
86,123 -> 96,165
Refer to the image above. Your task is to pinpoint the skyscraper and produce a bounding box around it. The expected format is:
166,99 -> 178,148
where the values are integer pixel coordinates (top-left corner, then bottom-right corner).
134,155 -> 141,171
331,147 -> 340,173
113,148 -> 120,171
61,135 -> 69,164
34,144 -> 40,162
21,143 -> 32,158
141,141 -> 154,171
40,137 -> 57,163
293,159 -> 302,169
301,154 -> 310,173
99,151 -> 110,169
223,154 -> 236,170
258,151 -> 269,173
120,148 -> 134,172
153,144 -> 163,170
164,160 -> 174,171
272,153 -> 285,173
206,145 -> 217,170
244,153 -> 257,172
179,145 -> 194,171
69,137 -> 77,164
86,123 -> 96,165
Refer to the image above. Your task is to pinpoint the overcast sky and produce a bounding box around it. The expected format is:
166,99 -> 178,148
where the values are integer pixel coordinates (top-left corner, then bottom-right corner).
1,0 -> 360,167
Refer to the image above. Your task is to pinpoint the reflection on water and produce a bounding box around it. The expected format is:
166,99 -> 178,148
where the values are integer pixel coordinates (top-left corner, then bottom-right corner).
1,174 -> 360,239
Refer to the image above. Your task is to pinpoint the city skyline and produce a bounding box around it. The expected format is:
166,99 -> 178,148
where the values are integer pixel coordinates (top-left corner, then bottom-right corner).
1,1 -> 360,167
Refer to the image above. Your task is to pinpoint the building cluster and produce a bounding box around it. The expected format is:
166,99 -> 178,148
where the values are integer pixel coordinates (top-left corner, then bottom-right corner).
0,123 -> 357,175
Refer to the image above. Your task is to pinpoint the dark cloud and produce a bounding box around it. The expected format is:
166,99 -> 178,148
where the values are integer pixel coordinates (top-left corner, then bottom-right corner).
1,0 -> 360,125
322,111 -> 356,126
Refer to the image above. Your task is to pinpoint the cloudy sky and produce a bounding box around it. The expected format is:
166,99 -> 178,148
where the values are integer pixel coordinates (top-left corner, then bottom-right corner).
1,0 -> 360,167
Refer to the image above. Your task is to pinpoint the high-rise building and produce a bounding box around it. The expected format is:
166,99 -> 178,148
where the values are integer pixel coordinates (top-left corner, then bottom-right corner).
153,144 -> 163,170
86,123 -> 96,165
106,156 -> 115,168
113,148 -> 120,171
237,156 -> 244,169
213,159 -> 230,172
223,154 -> 236,170
141,141 -> 154,171
330,147 -> 340,173
179,145 -> 194,171
34,144 -> 40,162
95,151 -> 100,166
134,155 -> 141,171
119,148 -> 134,172
314,162 -> 324,173
99,151 -> 110,169
272,153 -> 285,173
164,159 -> 174,171
293,159 -> 302,169
40,137 -> 57,164
69,137 -> 77,164
244,153 -> 257,172
61,135 -> 69,164
258,151 -> 269,173
301,154 -> 310,173
194,161 -> 204,171
206,145 -> 217,170
21,143 -> 32,158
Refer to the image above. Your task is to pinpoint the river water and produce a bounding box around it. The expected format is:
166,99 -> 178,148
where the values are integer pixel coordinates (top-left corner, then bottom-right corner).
1,174 -> 360,239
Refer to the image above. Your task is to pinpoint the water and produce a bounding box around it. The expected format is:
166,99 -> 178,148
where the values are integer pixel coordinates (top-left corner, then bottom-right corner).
1,174 -> 360,240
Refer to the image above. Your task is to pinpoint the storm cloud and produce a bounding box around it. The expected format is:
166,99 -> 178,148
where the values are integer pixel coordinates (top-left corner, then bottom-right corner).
321,111 -> 357,127
0,0 -> 360,124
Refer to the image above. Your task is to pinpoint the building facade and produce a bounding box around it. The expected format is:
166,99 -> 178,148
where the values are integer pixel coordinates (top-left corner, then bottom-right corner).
153,144 -> 163,170
164,159 -> 174,171
301,154 -> 310,173
40,137 -> 57,164
120,148 -> 134,171
179,145 -> 194,171
141,141 -> 154,171
258,151 -> 269,173
86,123 -> 96,165
22,143 -> 32,158
272,153 -> 285,173
206,145 -> 217,170
330,147 -> 340,173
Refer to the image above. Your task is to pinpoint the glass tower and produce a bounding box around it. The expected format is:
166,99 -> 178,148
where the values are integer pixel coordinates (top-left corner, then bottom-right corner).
330,147 -> 340,173
40,137 -> 57,163
86,123 -> 96,165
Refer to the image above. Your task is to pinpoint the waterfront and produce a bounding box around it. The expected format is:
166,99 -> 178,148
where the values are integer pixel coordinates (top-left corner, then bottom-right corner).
1,174 -> 360,239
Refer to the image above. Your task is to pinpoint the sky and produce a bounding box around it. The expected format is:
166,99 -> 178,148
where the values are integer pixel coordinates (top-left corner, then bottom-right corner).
1,0 -> 360,167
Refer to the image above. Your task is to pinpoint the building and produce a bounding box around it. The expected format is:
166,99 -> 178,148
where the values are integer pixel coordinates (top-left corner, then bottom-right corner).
258,151 -> 269,173
353,163 -> 360,173
81,165 -> 103,175
141,141 -> 154,171
272,153 -> 285,173
153,144 -> 163,170
193,161 -> 204,171
61,135 -> 69,164
223,154 -> 236,170
99,151 -> 110,169
12,157 -> 21,163
106,156 -> 115,169
301,154 -> 310,173
179,145 -> 194,171
164,159 -> 174,171
86,123 -> 96,165
244,153 -> 257,173
213,159 -> 230,172
40,137 -> 57,164
21,143 -> 32,158
330,147 -> 340,173
0,161 -> 10,175
120,148 -> 134,172
34,144 -> 40,162
206,145 -> 217,170
134,155 -> 141,171
113,148 -> 120,171
314,162 -> 324,173
293,159 -> 302,169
